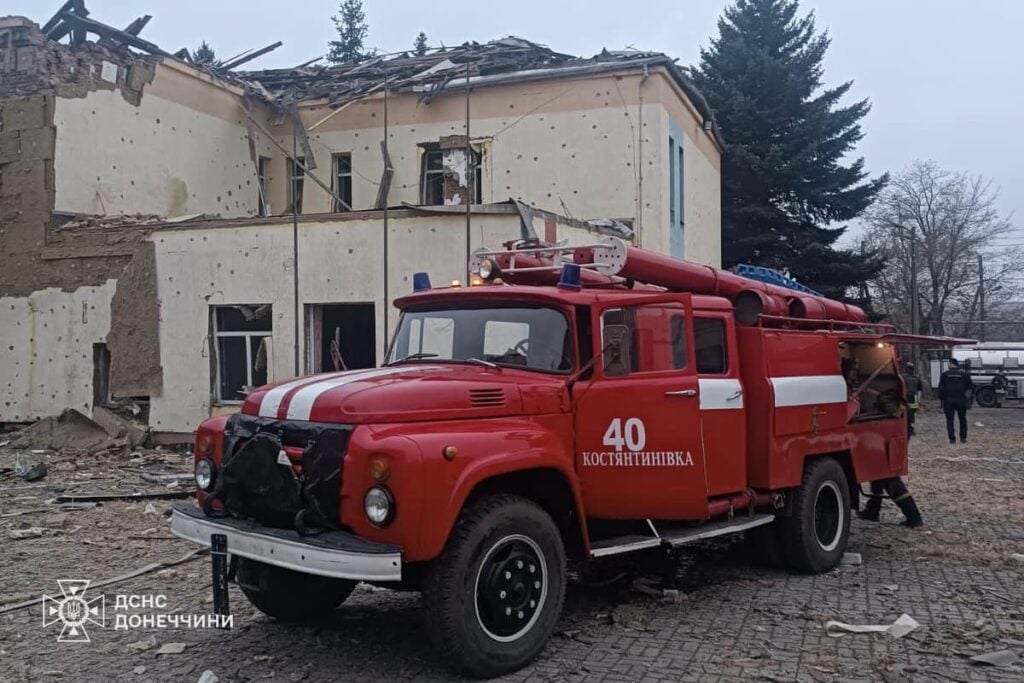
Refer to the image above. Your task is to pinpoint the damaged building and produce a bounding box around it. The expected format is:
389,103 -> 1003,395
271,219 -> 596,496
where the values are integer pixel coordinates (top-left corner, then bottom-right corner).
0,5 -> 723,438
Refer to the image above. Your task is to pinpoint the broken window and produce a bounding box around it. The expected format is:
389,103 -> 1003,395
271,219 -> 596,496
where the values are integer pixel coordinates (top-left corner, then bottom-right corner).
333,153 -> 353,212
305,303 -> 376,373
286,157 -> 305,214
420,144 -> 482,206
257,156 -> 271,216
212,305 -> 272,403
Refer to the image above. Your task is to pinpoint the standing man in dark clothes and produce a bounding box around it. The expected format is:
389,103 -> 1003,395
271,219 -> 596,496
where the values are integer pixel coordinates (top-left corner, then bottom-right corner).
938,358 -> 973,444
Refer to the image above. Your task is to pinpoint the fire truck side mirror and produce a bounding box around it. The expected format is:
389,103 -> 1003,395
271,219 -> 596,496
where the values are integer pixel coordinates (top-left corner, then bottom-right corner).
603,324 -> 632,377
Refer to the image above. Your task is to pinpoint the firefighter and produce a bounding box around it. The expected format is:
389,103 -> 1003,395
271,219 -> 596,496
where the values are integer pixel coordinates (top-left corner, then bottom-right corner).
992,369 -> 1009,408
857,359 -> 924,528
938,358 -> 973,444
857,477 -> 923,528
902,361 -> 921,437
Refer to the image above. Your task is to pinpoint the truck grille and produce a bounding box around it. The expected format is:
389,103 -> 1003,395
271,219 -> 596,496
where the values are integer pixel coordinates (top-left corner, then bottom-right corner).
469,388 -> 506,407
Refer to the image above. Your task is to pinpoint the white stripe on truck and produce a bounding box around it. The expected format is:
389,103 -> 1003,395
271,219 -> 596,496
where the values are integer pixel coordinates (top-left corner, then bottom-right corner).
698,378 -> 744,410
284,366 -> 431,420
769,375 -> 848,407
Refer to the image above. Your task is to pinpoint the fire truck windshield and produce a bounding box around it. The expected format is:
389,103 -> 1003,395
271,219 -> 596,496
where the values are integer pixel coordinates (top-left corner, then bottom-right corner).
387,306 -> 574,373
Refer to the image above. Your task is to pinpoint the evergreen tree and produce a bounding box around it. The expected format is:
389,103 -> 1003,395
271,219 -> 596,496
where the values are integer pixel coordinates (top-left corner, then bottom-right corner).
414,32 -> 428,56
690,0 -> 887,301
192,41 -> 217,64
327,0 -> 368,64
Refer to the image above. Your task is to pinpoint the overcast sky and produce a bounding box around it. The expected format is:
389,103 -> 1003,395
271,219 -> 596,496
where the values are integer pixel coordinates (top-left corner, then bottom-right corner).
10,0 -> 1024,244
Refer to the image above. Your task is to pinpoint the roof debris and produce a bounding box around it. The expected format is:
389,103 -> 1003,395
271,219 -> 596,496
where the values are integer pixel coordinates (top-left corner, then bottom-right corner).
23,2 -> 720,139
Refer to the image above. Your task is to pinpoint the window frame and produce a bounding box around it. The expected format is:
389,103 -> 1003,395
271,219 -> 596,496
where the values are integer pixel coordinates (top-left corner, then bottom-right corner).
599,303 -> 690,376
693,316 -> 729,375
212,305 -> 273,404
286,156 -> 305,214
419,144 -> 482,206
257,156 -> 270,216
333,153 -> 352,212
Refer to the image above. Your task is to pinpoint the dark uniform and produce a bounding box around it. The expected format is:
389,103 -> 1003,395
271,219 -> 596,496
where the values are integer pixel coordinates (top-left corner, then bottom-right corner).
858,359 -> 924,528
938,359 -> 973,443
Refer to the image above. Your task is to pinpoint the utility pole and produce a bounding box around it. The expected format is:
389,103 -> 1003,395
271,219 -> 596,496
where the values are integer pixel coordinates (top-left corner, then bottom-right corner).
978,253 -> 986,342
908,223 -> 919,336
464,60 -> 472,283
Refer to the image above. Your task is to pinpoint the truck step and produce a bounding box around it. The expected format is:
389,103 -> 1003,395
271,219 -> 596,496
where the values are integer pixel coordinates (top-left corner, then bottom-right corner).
589,514 -> 775,559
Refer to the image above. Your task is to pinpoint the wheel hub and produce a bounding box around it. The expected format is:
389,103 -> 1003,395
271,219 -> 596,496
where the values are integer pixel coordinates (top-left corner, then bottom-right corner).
814,481 -> 843,552
474,535 -> 547,642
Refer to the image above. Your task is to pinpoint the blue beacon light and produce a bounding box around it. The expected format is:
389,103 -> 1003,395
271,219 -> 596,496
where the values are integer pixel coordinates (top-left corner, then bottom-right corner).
558,263 -> 582,291
412,272 -> 432,292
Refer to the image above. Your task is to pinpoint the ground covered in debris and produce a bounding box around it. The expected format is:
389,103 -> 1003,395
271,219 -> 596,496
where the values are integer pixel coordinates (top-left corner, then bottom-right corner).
1,407 -> 1022,682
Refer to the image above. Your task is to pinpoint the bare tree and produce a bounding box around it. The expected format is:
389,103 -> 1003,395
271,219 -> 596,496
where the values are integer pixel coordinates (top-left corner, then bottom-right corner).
864,160 -> 1018,336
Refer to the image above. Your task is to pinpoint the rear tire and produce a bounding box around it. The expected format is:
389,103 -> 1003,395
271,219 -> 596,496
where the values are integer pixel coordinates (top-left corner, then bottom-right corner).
236,557 -> 356,622
423,495 -> 566,677
974,386 -> 997,408
780,458 -> 850,573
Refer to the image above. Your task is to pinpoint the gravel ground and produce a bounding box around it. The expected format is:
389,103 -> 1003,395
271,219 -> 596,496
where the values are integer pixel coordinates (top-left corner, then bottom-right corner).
1,405 -> 1022,682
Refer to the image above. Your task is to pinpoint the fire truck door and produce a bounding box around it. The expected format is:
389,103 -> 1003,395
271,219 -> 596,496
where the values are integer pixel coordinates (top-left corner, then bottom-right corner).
692,314 -> 747,496
574,303 -> 709,520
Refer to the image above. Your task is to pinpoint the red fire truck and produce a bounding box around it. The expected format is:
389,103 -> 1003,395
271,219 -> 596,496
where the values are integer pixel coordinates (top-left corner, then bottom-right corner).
171,238 -> 959,676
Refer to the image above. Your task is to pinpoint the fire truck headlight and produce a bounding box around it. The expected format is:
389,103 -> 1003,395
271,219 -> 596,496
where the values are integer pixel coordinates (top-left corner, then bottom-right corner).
364,486 -> 395,526
194,458 -> 215,491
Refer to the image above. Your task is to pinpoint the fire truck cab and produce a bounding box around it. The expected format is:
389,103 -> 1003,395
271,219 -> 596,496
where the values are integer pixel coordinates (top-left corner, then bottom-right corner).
171,238 -> 953,677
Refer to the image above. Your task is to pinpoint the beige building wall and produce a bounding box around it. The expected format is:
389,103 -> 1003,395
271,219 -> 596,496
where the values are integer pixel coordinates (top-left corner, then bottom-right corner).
0,281 -> 117,422
148,211 -> 616,432
53,61 -> 273,218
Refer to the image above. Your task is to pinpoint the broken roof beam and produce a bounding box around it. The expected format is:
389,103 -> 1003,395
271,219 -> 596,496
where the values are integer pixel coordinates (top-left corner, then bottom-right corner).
41,0 -> 74,34
123,15 -> 152,36
56,12 -> 172,57
70,0 -> 88,45
220,41 -> 283,70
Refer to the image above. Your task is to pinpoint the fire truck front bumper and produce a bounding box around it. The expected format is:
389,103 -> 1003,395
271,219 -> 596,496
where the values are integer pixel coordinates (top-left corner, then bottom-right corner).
170,503 -> 402,581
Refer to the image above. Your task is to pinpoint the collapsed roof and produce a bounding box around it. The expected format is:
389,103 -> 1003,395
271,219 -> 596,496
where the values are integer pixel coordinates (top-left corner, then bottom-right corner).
28,2 -> 721,143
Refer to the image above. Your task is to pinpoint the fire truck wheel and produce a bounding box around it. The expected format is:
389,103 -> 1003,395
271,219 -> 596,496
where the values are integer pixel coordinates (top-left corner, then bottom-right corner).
781,457 -> 851,573
974,386 -> 997,408
235,557 -> 356,622
423,494 -> 567,677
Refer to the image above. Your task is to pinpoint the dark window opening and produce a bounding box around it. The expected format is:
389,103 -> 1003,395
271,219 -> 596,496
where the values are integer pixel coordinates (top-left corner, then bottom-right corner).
694,317 -> 727,374
92,342 -> 110,407
333,153 -> 352,212
306,303 -> 376,373
286,157 -> 305,214
257,156 -> 270,216
213,305 -> 272,403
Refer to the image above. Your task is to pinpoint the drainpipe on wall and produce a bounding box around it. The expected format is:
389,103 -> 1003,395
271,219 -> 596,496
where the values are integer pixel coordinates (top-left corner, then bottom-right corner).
636,63 -> 649,248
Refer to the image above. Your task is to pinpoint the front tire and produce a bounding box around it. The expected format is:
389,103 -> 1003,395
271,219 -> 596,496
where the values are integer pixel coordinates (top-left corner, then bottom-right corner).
236,557 -> 356,622
780,458 -> 851,573
423,495 -> 566,677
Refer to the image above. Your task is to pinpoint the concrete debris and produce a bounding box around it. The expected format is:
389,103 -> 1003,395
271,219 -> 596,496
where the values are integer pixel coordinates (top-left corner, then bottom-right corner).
91,405 -> 149,448
825,613 -> 920,639
9,527 -> 46,539
1011,553 -> 1024,564
15,454 -> 47,482
969,649 -> 1018,667
133,666 -> 146,675
7,409 -> 124,453
127,636 -> 157,652
197,671 -> 219,683
156,642 -> 187,655
144,503 -> 158,515
840,552 -> 862,566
